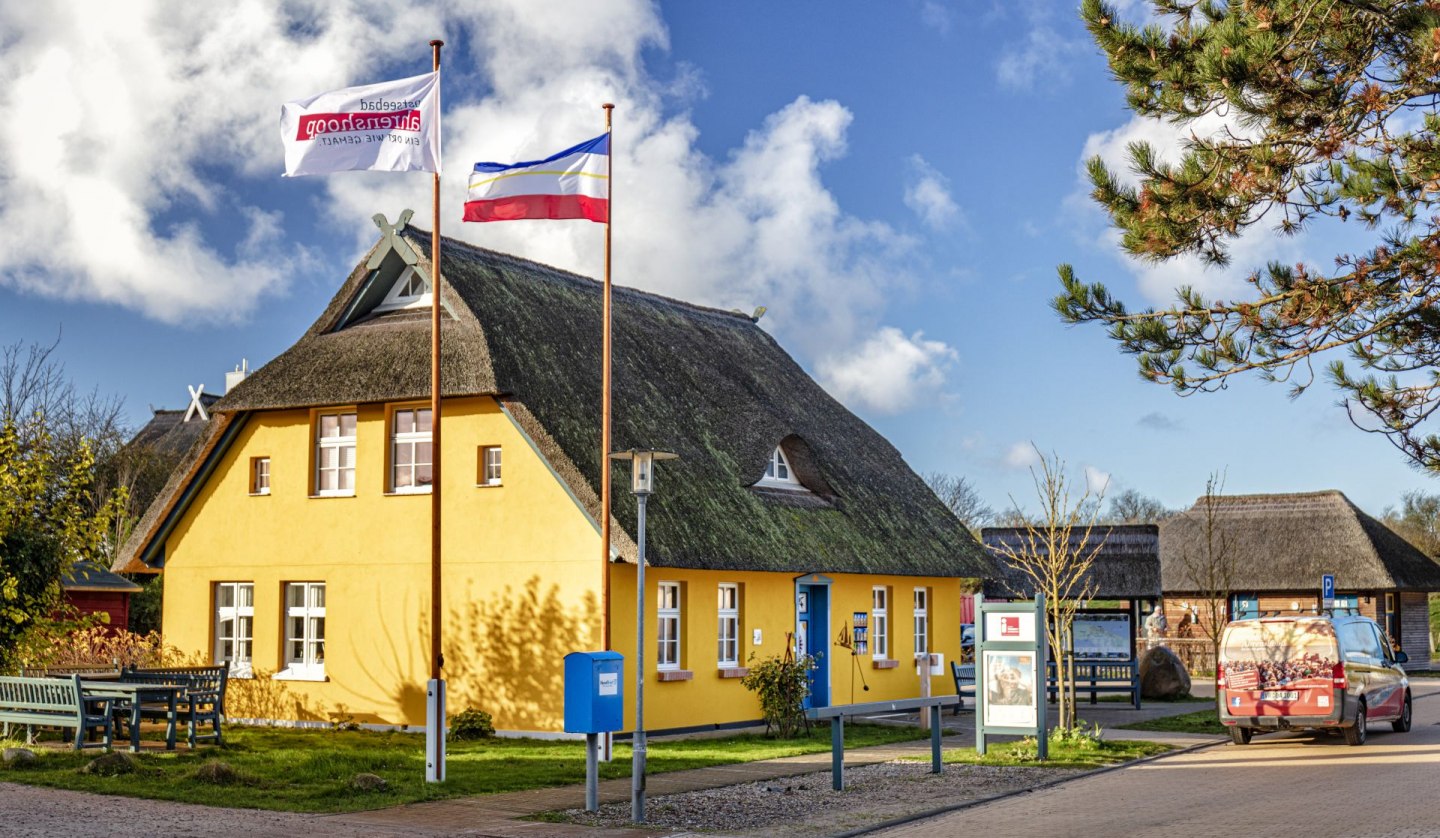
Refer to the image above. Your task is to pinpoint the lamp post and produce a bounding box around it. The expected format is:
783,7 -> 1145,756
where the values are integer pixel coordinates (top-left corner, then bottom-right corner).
608,448 -> 678,824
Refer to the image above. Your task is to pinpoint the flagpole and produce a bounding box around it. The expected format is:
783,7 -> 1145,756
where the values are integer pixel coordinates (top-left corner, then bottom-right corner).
601,102 -> 614,653
427,37 -> 446,785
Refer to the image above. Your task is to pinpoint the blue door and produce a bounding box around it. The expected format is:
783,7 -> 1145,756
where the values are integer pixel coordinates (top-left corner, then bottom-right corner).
798,584 -> 830,708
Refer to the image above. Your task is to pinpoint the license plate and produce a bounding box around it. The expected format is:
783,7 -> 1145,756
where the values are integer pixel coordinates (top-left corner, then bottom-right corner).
1260,690 -> 1298,701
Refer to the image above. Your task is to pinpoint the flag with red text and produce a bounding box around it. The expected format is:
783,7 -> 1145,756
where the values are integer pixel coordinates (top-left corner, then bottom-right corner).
281,71 -> 441,177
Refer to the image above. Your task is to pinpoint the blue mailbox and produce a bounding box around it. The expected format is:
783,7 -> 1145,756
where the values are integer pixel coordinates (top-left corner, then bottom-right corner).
564,651 -> 624,734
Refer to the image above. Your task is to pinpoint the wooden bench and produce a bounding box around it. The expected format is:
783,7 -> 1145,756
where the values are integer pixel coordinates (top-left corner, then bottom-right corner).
1045,661 -> 1141,709
121,666 -> 228,747
805,695 -> 961,790
0,675 -> 113,750
950,662 -> 976,714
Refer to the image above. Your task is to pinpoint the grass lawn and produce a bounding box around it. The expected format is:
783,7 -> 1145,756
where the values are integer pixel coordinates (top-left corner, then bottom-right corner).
0,722 -> 925,814
1117,707 -> 1226,736
903,737 -> 1170,770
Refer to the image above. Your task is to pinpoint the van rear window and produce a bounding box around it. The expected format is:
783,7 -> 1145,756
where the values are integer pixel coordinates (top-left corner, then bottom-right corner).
1220,620 -> 1339,691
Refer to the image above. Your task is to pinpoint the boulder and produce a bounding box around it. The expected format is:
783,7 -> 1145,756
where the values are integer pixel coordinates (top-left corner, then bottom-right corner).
3,747 -> 38,767
82,752 -> 138,776
1139,645 -> 1192,699
351,772 -> 389,792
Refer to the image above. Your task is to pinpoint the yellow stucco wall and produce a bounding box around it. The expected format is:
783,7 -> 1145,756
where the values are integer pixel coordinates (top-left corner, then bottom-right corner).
161,397 -> 967,733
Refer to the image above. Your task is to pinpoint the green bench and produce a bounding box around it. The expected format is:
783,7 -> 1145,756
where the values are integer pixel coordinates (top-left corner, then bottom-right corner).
121,665 -> 228,747
0,675 -> 114,750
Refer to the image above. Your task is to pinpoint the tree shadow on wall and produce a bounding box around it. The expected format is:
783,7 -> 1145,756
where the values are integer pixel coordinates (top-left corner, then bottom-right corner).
447,577 -> 599,732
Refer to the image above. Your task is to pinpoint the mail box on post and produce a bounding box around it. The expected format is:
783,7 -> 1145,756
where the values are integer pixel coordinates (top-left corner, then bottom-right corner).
564,650 -> 624,733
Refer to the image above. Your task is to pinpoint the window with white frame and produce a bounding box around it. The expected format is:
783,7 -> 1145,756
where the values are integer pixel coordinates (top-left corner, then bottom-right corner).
717,584 -> 739,668
872,586 -> 889,659
658,582 -> 681,670
913,587 -> 929,658
758,446 -> 800,488
478,445 -> 502,486
251,457 -> 270,495
282,582 -> 326,679
315,412 -> 357,496
214,582 -> 253,677
374,266 -> 432,312
391,407 -> 433,493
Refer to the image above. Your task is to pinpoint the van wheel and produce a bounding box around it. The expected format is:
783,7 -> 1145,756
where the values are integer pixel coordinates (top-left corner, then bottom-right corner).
1344,700 -> 1367,746
1229,726 -> 1253,745
1392,694 -> 1412,733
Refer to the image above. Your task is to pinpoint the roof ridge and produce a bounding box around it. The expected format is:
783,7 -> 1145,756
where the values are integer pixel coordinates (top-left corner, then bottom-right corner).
400,227 -> 760,325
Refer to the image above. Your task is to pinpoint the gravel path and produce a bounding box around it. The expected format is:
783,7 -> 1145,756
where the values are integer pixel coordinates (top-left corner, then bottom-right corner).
555,760 -> 1085,837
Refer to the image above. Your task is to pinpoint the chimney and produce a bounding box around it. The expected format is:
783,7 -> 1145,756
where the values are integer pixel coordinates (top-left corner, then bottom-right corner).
224,359 -> 249,395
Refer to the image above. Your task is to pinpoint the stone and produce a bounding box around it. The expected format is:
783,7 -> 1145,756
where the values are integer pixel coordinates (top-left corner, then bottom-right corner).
82,752 -> 138,776
3,747 -> 38,767
351,772 -> 389,792
193,760 -> 239,785
1139,645 -> 1192,699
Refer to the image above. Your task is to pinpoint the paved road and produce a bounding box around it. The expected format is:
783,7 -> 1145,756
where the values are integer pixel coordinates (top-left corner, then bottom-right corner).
874,680 -> 1440,838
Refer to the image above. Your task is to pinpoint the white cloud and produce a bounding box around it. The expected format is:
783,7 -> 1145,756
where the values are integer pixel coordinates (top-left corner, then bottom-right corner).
996,26 -> 1085,91
920,2 -> 953,34
816,327 -> 957,415
0,0 -> 941,415
1084,465 -> 1112,495
1005,442 -> 1041,469
903,155 -> 962,230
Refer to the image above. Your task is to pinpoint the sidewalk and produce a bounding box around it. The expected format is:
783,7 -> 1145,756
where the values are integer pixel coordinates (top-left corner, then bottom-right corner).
326,698 -> 1221,837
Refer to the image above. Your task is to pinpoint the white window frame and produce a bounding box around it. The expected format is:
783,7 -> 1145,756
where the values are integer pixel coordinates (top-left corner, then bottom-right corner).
315,412 -> 357,497
278,582 -> 326,681
213,582 -> 254,678
913,587 -> 929,658
374,266 -> 432,312
717,583 -> 739,668
872,586 -> 889,660
479,445 -> 502,486
251,457 -> 270,495
757,446 -> 800,488
390,407 -> 433,494
658,581 -> 681,671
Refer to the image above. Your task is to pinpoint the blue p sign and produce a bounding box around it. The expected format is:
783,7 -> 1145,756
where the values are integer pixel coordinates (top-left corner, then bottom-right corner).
1322,574 -> 1335,604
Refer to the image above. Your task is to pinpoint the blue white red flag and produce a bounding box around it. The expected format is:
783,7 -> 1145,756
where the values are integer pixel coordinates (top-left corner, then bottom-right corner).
463,134 -> 609,223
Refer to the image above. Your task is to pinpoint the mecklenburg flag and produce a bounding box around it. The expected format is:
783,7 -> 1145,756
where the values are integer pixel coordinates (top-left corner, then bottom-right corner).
463,134 -> 609,223
280,71 -> 441,177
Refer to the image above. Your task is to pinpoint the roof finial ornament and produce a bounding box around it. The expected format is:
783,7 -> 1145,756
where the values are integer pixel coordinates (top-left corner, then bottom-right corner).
369,210 -> 420,269
184,384 -> 209,422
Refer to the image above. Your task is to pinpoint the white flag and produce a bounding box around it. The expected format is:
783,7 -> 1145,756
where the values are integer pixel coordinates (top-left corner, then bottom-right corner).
281,71 -> 441,177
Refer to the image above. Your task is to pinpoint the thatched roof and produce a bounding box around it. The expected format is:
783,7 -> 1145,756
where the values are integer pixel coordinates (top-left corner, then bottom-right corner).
1160,490 -> 1440,592
980,525 -> 1161,600
130,409 -> 213,455
118,225 -> 992,579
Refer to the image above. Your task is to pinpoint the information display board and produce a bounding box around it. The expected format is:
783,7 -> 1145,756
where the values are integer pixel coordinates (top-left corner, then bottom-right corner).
1071,612 -> 1132,661
974,593 -> 1048,759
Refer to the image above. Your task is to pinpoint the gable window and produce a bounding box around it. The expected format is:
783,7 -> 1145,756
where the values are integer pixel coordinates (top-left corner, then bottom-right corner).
872,586 -> 889,660
760,446 -> 799,486
214,582 -> 253,678
280,582 -> 326,680
478,445 -> 502,486
913,587 -> 929,658
717,584 -> 740,668
658,581 -> 681,670
391,407 -> 433,493
374,266 -> 432,312
315,412 -> 357,496
251,457 -> 271,495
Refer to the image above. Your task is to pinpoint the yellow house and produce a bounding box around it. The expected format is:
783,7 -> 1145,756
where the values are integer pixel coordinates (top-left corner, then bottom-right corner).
115,219 -> 993,734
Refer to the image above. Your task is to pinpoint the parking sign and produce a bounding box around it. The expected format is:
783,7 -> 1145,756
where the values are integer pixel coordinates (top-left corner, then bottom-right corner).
1322,574 -> 1335,608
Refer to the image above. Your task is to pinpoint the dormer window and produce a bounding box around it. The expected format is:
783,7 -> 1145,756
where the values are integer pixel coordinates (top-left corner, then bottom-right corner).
758,447 -> 801,489
374,267 -> 432,312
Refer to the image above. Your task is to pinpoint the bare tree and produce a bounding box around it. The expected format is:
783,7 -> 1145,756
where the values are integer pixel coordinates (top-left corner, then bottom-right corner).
988,446 -> 1105,730
923,472 -> 994,535
1174,472 -> 1236,667
1105,488 -> 1173,524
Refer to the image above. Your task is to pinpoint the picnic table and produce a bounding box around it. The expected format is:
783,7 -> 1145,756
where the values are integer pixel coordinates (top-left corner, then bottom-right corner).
80,680 -> 181,752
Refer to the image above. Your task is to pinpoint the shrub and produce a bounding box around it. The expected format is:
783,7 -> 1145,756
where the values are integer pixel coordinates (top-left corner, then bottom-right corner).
740,651 -> 813,738
448,708 -> 495,741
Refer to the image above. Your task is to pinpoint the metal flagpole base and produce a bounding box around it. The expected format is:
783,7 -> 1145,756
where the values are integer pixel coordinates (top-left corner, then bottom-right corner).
426,678 -> 447,783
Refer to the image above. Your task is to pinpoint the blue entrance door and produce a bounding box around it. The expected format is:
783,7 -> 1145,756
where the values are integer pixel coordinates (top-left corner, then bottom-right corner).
798,584 -> 830,708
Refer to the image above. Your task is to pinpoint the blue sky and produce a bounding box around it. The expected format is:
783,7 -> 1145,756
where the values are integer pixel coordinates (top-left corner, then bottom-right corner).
0,0 -> 1427,518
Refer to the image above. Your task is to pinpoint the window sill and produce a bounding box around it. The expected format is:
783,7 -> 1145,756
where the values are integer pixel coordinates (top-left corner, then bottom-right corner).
272,669 -> 329,682
248,491 -> 270,497
474,482 -> 503,489
384,489 -> 433,497
718,667 -> 749,679
872,659 -> 899,670
309,493 -> 355,500
223,666 -> 255,680
656,669 -> 693,682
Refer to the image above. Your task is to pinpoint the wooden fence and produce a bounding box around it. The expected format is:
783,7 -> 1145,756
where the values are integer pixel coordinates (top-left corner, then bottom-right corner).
1139,637 -> 1216,677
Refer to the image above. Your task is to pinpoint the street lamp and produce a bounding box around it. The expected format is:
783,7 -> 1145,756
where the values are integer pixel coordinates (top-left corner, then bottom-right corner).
608,448 -> 678,824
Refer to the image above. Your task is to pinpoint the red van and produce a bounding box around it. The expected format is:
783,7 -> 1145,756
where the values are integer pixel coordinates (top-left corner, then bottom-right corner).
1217,613 -> 1411,746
